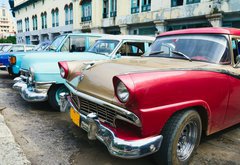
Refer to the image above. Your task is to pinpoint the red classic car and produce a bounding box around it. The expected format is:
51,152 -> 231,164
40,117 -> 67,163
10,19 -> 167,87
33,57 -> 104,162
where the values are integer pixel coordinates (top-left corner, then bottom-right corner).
59,28 -> 240,164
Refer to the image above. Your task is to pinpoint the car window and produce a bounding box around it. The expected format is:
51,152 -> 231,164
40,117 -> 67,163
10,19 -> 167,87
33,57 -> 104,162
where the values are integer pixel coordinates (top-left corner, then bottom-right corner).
232,39 -> 240,64
87,40 -> 119,55
25,46 -> 35,51
116,42 -> 147,56
10,46 -> 25,52
88,36 -> 101,47
61,36 -> 87,52
145,34 -> 230,64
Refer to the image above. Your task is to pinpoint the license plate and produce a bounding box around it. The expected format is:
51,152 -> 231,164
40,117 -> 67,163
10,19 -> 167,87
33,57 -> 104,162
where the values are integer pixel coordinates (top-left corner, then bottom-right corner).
70,107 -> 80,127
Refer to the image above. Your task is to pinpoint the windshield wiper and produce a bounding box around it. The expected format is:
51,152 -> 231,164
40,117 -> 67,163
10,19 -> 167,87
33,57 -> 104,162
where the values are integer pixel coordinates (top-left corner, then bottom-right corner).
171,50 -> 192,62
148,51 -> 164,56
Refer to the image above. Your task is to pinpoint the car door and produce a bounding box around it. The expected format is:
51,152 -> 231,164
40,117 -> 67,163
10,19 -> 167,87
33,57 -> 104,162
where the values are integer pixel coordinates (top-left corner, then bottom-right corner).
224,37 -> 240,126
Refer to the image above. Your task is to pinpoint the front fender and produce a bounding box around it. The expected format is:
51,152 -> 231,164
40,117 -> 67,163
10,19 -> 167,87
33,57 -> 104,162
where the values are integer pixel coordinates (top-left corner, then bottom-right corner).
139,100 -> 211,137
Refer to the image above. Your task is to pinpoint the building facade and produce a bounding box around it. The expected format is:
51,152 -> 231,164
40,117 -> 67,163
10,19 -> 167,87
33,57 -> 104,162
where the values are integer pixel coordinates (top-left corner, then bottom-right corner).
0,4 -> 15,39
13,0 -> 240,44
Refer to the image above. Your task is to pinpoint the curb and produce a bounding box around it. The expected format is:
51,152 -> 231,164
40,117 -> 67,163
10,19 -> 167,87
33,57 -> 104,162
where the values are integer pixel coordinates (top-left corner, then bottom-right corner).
0,113 -> 31,165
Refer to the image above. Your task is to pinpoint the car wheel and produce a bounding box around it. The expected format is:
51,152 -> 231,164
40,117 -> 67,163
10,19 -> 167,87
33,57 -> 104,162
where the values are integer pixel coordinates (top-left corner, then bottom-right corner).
154,110 -> 202,165
48,84 -> 69,111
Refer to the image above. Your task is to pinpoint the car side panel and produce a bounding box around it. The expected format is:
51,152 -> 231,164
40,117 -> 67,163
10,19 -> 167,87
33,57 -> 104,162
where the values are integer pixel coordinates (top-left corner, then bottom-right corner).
129,71 -> 230,137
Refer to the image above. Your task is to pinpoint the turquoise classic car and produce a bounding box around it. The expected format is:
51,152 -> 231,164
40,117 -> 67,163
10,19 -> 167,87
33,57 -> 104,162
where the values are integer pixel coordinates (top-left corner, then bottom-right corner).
6,33 -> 102,76
13,35 -> 155,111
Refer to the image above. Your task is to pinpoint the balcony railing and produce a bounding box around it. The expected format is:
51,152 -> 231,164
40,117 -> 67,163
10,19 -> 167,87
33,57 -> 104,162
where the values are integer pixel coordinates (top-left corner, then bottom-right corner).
142,5 -> 151,12
131,7 -> 139,14
81,16 -> 92,22
110,11 -> 117,17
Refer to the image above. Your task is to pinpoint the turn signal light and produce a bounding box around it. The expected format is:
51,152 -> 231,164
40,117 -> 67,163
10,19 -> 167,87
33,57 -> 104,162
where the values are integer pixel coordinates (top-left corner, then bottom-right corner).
9,56 -> 16,65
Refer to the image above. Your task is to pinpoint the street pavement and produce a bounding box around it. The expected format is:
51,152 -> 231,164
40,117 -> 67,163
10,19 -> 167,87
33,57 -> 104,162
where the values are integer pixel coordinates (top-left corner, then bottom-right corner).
0,112 -> 30,165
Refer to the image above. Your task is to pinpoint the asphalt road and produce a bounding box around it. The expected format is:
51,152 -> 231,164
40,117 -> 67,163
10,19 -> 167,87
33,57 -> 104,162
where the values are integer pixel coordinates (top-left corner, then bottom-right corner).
0,71 -> 240,165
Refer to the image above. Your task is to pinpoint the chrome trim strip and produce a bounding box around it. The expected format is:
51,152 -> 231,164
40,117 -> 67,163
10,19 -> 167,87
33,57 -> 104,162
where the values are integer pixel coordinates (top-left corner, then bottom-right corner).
63,95 -> 163,159
65,82 -> 142,127
35,81 -> 56,85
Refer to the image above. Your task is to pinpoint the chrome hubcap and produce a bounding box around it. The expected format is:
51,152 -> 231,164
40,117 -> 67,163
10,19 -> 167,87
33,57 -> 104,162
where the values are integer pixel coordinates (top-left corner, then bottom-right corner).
177,121 -> 198,161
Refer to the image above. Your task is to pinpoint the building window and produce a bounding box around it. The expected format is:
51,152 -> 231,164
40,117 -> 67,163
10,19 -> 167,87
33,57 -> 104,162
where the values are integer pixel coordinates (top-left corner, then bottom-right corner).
25,17 -> 29,31
41,12 -> 47,29
32,15 -> 38,30
69,3 -> 73,24
172,0 -> 183,7
131,0 -> 139,14
103,0 -> 109,18
52,8 -> 59,27
56,8 -> 59,27
81,2 -> 92,22
17,20 -> 23,33
110,0 -> 117,17
2,9 -> 5,16
64,5 -> 69,25
142,0 -> 151,12
186,0 -> 200,4
52,9 -> 55,27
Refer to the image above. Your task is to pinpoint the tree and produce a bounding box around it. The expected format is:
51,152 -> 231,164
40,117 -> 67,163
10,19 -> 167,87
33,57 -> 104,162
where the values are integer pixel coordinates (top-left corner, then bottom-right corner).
0,36 -> 16,44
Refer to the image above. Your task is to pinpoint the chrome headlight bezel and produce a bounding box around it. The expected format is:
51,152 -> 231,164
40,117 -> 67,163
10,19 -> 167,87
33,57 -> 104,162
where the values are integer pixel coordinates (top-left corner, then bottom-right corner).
116,81 -> 129,103
28,67 -> 34,84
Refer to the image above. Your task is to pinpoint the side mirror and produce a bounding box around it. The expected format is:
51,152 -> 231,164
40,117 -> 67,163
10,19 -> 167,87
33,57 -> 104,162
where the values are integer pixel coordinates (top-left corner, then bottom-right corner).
235,55 -> 240,67
114,53 -> 121,59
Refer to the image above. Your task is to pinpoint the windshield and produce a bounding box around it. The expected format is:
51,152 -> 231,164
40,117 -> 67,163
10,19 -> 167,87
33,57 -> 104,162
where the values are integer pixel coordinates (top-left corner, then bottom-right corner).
145,34 -> 230,64
34,42 -> 50,51
2,45 -> 12,52
87,40 -> 119,56
49,35 -> 66,51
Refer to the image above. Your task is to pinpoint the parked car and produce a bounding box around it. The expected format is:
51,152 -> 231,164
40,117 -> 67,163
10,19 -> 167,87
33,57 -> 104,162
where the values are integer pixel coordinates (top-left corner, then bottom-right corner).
2,33 -> 102,76
13,35 -> 155,111
0,43 -> 12,52
0,44 -> 35,71
59,28 -> 240,164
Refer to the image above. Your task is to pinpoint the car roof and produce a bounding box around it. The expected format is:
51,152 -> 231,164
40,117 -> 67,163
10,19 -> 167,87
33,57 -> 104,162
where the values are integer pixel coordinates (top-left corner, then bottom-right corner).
158,27 -> 240,37
67,33 -> 109,37
99,35 -> 155,41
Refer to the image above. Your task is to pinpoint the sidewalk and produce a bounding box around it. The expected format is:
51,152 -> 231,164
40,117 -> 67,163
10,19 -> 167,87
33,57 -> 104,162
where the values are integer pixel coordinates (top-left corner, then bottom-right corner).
0,111 -> 30,165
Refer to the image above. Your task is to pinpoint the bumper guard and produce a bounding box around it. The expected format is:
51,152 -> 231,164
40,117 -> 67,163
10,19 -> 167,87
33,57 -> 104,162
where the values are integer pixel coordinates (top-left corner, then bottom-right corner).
60,92 -> 163,159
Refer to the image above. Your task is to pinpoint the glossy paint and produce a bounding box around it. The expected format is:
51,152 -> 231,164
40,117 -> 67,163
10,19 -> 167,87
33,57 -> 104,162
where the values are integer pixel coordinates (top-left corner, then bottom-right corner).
65,57 -> 240,138
158,27 -> 240,37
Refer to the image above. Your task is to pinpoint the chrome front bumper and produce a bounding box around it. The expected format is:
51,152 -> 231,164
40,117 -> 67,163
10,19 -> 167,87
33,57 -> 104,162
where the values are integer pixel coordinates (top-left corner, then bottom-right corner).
12,77 -> 48,102
60,93 -> 163,159
0,65 -> 6,70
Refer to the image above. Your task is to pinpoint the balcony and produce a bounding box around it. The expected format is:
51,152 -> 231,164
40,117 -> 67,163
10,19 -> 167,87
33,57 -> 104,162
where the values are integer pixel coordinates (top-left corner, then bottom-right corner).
81,16 -> 92,22
131,7 -> 139,14
142,5 -> 151,12
110,11 -> 117,17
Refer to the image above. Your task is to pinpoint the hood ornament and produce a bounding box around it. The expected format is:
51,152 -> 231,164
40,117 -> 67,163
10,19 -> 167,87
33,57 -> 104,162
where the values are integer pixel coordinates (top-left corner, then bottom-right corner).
83,61 -> 95,70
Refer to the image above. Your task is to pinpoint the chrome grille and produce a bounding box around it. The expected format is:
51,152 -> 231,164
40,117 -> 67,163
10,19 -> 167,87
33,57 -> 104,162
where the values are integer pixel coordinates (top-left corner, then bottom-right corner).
70,93 -> 123,127
20,69 -> 30,82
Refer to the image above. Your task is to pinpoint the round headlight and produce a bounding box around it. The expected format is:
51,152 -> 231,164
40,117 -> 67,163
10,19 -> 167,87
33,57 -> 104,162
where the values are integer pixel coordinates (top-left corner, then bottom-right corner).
116,81 -> 129,103
60,67 -> 66,78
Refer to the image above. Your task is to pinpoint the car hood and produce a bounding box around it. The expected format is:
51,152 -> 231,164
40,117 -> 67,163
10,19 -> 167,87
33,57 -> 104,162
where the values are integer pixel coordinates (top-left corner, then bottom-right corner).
21,52 -> 109,83
21,52 -> 109,71
66,57 -> 228,104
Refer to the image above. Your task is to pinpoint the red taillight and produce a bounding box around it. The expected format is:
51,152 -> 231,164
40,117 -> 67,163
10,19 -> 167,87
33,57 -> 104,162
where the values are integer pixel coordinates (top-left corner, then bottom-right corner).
58,61 -> 69,79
